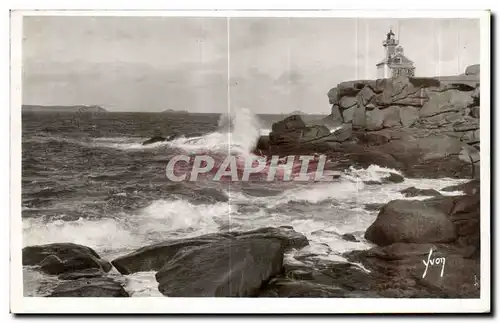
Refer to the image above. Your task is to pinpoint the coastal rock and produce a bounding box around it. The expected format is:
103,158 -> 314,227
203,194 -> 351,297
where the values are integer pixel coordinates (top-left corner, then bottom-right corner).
365,108 -> 386,131
441,179 -> 480,195
341,233 -> 358,242
58,268 -> 105,280
142,136 -> 166,146
471,106 -> 480,118
232,226 -> 309,251
327,124 -> 353,142
399,106 -> 420,127
48,277 -> 129,297
400,187 -> 442,197
352,103 -> 366,129
155,238 -> 284,297
271,115 -> 306,133
338,96 -> 357,109
22,243 -> 112,275
449,189 -> 480,251
365,200 -> 457,246
362,172 -> 404,185
260,278 -> 348,297
375,135 -> 478,178
329,105 -> 343,123
260,260 -> 381,298
419,89 -> 474,118
382,107 -> 402,128
322,67 -> 481,179
364,203 -> 385,212
342,106 -> 356,123
386,172 -> 405,183
111,233 -> 230,275
333,80 -> 374,99
460,130 -> 480,145
300,125 -> 331,143
345,243 -> 479,298
112,227 -> 308,275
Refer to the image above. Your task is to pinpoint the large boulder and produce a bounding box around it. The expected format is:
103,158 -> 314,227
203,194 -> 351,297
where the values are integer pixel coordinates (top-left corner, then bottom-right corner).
419,89 -> 474,118
346,243 -> 479,298
112,227 -> 308,275
330,105 -> 343,123
22,243 -> 112,275
343,106 -> 356,123
232,226 -> 309,251
376,135 -> 479,178
365,200 -> 457,246
399,106 -> 420,127
111,233 -> 231,275
155,238 -> 284,297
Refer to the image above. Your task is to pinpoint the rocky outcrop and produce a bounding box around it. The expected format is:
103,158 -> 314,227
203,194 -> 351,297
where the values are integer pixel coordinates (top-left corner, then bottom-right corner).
110,227 -> 309,297
324,65 -> 480,178
259,182 -> 480,299
22,243 -> 129,297
442,179 -> 480,195
345,243 -> 479,298
111,233 -> 230,275
264,115 -> 354,155
344,180 -> 480,298
256,65 -> 480,178
260,261 -> 380,297
22,243 -> 112,275
365,200 -> 457,246
156,238 -> 284,297
112,227 -> 308,276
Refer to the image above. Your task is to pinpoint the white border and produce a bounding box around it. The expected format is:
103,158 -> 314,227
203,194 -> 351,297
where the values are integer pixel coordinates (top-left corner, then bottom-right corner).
9,9 -> 491,314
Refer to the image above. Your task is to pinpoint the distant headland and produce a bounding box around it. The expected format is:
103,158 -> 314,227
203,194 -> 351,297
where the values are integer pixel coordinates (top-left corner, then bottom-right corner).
22,105 -> 108,113
161,109 -> 189,114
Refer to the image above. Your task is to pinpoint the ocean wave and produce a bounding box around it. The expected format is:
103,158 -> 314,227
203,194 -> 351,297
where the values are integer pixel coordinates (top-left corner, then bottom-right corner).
229,164 -> 468,207
22,198 -> 230,255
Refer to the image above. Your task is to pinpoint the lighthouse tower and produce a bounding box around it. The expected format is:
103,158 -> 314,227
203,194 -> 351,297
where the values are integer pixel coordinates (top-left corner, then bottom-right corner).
376,29 -> 415,79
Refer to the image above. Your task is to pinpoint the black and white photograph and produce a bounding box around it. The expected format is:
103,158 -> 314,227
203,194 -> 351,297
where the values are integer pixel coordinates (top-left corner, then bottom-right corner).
10,9 -> 490,314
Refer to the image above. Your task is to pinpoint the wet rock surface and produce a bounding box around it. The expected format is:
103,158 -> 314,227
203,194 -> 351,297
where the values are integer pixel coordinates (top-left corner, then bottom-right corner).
156,238 -> 284,297
22,243 -> 129,297
48,277 -> 129,297
112,227 -> 309,276
400,187 -> 442,197
365,199 -> 457,246
22,243 -> 112,275
345,180 -> 480,298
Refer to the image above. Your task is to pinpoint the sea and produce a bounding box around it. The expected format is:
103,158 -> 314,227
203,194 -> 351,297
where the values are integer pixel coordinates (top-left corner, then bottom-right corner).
21,108 -> 468,297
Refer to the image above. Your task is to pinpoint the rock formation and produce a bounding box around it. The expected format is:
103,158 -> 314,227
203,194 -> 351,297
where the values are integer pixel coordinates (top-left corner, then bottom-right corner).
345,179 -> 480,298
257,64 -> 480,178
22,243 -> 129,297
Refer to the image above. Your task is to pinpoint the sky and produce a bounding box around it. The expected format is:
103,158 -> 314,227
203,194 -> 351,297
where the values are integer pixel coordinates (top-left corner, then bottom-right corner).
22,16 -> 480,113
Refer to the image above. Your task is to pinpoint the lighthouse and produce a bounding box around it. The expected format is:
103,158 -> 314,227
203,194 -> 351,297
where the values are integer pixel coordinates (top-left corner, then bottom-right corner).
376,29 -> 416,79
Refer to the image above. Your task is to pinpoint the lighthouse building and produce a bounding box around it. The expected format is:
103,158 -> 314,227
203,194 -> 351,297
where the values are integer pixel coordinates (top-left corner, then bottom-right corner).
376,29 -> 416,79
